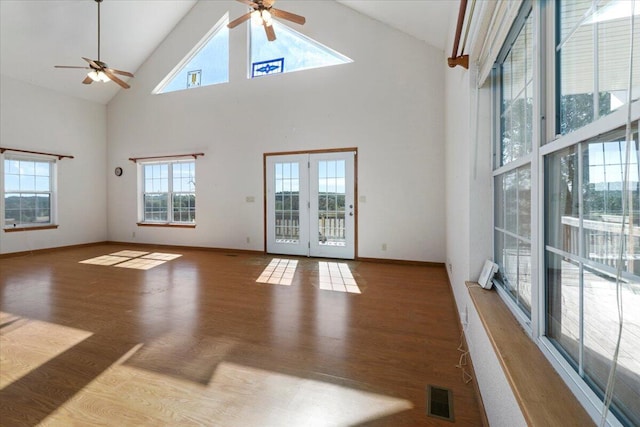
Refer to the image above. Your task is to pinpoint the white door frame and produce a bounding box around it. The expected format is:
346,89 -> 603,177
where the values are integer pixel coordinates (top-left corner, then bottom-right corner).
264,148 -> 358,259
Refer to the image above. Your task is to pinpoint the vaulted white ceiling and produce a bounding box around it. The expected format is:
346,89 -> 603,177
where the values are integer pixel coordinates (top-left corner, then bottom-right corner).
0,0 -> 456,105
336,0 -> 456,49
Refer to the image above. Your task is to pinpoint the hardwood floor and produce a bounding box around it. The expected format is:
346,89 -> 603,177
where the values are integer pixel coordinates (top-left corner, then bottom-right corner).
0,244 -> 484,426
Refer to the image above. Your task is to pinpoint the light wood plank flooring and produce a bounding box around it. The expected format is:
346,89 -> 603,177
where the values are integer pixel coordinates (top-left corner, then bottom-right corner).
0,244 -> 483,426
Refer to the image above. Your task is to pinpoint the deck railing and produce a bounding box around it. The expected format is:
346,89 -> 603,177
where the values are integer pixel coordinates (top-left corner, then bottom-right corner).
561,216 -> 640,273
275,215 -> 346,242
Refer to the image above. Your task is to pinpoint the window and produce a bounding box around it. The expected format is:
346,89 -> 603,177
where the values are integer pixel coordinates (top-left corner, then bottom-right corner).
153,14 -> 229,94
494,165 -> 532,315
545,1 -> 640,425
249,20 -> 351,78
556,0 -> 640,135
491,0 -> 639,425
141,161 -> 195,224
493,5 -> 534,319
545,128 -> 640,426
4,157 -> 54,228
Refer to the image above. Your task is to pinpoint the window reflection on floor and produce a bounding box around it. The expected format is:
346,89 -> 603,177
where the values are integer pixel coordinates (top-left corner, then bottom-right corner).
256,258 -> 298,285
110,250 -> 150,258
257,259 -> 361,293
318,261 -> 360,294
79,251 -> 182,270
79,255 -> 131,266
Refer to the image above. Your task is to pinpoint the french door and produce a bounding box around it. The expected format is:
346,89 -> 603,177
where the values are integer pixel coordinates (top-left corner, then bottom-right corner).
265,151 -> 356,259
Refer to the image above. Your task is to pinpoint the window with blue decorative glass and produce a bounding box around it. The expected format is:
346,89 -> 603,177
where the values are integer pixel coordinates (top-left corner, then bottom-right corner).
154,14 -> 229,94
250,20 -> 351,78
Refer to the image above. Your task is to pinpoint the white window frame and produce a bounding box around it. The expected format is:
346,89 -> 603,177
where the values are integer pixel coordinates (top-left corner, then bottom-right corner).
1,153 -> 57,229
138,159 -> 196,225
492,0 -> 538,331
491,1 -> 639,426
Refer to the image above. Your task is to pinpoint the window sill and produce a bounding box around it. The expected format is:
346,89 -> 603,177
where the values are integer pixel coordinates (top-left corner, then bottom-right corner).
4,225 -> 58,233
466,281 -> 594,427
136,223 -> 196,229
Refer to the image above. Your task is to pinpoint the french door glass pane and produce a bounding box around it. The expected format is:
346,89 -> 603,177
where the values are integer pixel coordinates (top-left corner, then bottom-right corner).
274,162 -> 300,243
317,160 -> 346,246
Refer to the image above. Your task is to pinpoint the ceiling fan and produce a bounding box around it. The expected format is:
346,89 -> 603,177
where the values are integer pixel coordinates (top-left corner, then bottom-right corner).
228,0 -> 306,42
54,0 -> 134,89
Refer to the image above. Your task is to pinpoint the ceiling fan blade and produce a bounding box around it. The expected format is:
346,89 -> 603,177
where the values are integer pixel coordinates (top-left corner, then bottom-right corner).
228,12 -> 252,29
263,0 -> 275,7
82,76 -> 93,85
82,57 -> 101,69
55,65 -> 91,70
106,68 -> 134,78
102,69 -> 130,89
271,8 -> 306,25
236,0 -> 258,7
264,22 -> 276,41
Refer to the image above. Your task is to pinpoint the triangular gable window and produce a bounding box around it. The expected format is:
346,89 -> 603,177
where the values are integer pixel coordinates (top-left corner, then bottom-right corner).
153,14 -> 229,94
250,21 -> 352,78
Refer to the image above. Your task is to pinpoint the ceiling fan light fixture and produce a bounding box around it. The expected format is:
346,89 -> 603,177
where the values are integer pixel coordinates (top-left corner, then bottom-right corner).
55,0 -> 133,89
251,10 -> 262,26
88,70 -> 100,82
87,70 -> 110,83
262,10 -> 273,26
98,71 -> 110,82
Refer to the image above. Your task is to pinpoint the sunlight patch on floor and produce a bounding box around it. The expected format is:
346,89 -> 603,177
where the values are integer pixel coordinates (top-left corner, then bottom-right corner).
110,250 -> 151,258
79,255 -> 131,266
114,258 -> 167,270
142,252 -> 183,261
257,258 -> 298,285
41,355 -> 413,426
0,312 -> 93,389
79,251 -> 182,270
318,262 -> 361,294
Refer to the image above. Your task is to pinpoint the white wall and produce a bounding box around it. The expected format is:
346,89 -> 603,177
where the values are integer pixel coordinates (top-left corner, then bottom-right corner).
0,74 -> 107,254
443,10 -> 528,427
106,0 -> 446,262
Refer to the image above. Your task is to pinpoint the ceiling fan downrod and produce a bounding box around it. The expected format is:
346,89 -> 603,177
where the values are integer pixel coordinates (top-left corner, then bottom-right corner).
96,0 -> 103,61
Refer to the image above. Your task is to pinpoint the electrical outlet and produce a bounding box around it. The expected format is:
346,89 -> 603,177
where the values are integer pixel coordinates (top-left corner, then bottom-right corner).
382,243 -> 387,251
459,306 -> 469,328
132,231 -> 136,238
448,263 -> 453,273
246,237 -> 250,244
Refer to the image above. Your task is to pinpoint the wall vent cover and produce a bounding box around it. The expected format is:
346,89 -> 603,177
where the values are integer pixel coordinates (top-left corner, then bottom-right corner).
427,385 -> 454,422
